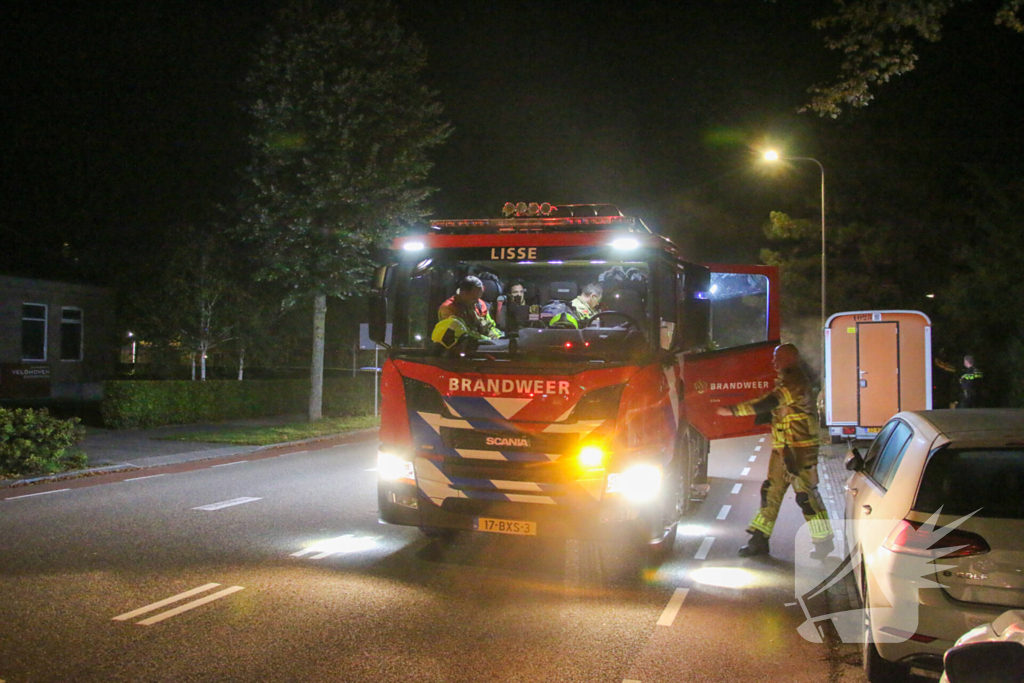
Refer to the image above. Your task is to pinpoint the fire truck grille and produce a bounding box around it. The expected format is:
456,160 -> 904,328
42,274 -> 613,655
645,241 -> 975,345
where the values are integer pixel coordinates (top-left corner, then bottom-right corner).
442,458 -> 573,484
441,427 -> 577,454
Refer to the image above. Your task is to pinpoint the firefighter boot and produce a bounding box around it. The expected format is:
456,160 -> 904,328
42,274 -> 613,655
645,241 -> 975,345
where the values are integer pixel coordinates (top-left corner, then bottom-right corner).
737,530 -> 770,557
810,538 -> 834,560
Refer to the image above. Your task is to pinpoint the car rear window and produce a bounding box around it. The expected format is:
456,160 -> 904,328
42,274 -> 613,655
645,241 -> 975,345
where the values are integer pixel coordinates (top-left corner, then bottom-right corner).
914,448 -> 1024,519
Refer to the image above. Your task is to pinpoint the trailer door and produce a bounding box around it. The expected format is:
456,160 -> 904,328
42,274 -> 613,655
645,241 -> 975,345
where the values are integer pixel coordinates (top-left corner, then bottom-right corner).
682,264 -> 781,441
857,321 -> 900,428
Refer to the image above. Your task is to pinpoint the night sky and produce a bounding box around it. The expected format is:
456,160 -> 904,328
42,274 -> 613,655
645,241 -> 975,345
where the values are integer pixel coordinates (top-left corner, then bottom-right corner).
4,1 -> 1023,283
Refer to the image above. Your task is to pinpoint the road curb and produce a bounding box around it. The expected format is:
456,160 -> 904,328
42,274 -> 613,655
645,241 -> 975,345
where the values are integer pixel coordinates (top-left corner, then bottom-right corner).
0,428 -> 380,490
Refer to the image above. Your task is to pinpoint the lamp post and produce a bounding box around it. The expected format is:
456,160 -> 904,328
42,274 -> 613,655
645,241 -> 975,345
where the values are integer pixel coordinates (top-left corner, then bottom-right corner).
764,150 -> 827,336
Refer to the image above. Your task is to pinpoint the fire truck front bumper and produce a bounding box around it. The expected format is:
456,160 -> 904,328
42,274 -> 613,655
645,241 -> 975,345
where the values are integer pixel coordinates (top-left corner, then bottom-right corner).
377,480 -> 665,542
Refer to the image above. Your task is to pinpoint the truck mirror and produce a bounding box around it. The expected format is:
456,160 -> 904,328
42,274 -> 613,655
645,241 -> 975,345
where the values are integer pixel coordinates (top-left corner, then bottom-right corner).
368,265 -> 393,346
944,641 -> 1024,683
845,447 -> 864,472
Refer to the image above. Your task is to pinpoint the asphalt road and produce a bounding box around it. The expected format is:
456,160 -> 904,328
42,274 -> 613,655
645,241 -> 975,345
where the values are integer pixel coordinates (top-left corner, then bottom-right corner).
0,436 -> 871,682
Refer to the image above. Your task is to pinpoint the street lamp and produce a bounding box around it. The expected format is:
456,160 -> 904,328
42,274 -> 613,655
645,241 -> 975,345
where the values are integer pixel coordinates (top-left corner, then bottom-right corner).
763,151 -> 827,336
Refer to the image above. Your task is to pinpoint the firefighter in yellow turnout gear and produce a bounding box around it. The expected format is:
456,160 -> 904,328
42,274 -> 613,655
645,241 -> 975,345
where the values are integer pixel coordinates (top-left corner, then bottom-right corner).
716,344 -> 834,559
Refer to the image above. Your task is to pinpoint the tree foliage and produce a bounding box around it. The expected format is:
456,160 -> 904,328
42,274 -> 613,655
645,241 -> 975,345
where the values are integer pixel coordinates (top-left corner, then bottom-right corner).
806,0 -> 1023,117
240,0 -> 451,301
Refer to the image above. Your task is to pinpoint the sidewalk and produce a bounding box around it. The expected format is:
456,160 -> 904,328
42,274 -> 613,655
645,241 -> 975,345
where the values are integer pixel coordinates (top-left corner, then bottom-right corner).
0,416 -> 380,488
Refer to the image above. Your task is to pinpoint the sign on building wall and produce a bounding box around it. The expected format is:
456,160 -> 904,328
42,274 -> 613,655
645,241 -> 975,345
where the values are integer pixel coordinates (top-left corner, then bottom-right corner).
0,364 -> 52,399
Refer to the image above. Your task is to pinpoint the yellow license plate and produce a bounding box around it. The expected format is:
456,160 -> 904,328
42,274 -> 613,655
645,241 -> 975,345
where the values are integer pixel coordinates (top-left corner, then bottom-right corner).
475,517 -> 537,536
866,427 -> 881,433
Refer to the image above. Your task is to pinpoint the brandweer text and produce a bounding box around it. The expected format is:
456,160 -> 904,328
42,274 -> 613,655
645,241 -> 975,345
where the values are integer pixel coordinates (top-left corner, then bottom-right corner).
448,378 -> 571,395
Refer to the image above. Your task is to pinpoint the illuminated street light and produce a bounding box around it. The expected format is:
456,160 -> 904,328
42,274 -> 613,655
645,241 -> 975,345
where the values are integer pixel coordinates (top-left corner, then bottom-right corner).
763,150 -> 827,343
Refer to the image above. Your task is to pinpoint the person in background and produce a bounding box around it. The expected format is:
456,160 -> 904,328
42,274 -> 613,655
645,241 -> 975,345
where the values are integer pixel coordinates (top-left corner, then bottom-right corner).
716,343 -> 834,560
958,354 -> 984,408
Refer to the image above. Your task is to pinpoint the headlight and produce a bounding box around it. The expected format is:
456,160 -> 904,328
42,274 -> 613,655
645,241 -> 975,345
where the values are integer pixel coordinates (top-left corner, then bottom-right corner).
578,445 -> 605,468
378,451 -> 415,483
606,464 -> 662,502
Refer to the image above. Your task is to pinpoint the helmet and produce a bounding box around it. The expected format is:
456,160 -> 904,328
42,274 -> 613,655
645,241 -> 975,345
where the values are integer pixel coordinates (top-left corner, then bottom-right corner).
432,317 -> 471,349
548,312 -> 579,329
773,343 -> 800,370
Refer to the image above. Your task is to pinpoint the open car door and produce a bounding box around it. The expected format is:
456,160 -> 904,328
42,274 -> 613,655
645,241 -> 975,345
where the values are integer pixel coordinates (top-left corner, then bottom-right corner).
683,264 -> 782,441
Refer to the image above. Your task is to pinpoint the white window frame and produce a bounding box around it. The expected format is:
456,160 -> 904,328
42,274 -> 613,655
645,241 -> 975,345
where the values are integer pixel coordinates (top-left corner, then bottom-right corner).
22,303 -> 48,362
60,306 -> 84,362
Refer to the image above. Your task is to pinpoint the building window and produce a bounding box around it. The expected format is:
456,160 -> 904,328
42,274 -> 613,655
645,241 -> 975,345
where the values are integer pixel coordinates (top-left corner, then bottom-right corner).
61,307 -> 84,361
22,303 -> 48,361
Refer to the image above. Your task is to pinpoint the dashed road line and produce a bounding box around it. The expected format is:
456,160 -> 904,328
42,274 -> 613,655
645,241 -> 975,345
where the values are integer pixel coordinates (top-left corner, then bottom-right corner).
748,455 -> 757,462
212,460 -> 249,468
754,445 -> 762,452
656,588 -> 690,626
5,488 -> 70,500
717,505 -> 731,520
740,467 -> 751,476
125,473 -> 167,482
113,583 -> 222,622
192,497 -> 262,511
731,483 -> 743,494
694,537 -> 715,560
365,468 -> 378,472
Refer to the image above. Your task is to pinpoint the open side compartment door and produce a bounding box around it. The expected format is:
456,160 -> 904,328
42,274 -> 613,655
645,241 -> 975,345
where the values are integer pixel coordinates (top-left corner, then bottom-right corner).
682,264 -> 781,441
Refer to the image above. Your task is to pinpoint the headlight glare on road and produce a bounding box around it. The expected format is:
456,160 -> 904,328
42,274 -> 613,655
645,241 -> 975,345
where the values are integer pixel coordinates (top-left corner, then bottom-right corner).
606,464 -> 662,502
378,451 -> 414,483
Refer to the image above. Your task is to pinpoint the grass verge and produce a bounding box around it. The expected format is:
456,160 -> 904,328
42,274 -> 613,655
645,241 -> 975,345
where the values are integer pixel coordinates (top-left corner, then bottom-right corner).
156,415 -> 380,446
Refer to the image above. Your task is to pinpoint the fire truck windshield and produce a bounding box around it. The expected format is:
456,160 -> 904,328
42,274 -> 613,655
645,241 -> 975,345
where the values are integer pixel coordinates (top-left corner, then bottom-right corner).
392,256 -> 652,362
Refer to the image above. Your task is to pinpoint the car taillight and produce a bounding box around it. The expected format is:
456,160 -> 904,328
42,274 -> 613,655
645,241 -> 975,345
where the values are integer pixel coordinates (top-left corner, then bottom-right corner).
883,519 -> 991,558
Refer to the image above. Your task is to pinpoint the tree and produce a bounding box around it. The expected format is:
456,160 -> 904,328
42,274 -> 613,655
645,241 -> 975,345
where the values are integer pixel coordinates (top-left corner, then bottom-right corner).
160,226 -> 238,381
239,0 -> 451,420
805,0 -> 1023,117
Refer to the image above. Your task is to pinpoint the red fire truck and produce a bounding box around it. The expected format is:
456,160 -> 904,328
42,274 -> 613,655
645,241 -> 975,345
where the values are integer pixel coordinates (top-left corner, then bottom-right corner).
368,203 -> 779,556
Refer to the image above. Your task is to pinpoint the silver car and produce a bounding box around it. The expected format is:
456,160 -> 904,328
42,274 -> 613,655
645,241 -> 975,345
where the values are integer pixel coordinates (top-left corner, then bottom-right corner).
844,409 -> 1024,681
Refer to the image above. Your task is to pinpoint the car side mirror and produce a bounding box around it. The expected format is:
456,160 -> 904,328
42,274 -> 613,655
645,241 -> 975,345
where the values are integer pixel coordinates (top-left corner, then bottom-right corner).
845,447 -> 864,472
944,641 -> 1024,683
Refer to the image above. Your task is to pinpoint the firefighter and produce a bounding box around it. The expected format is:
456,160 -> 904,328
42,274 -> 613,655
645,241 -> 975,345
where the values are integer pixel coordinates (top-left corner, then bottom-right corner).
433,275 -> 501,348
958,354 -> 984,408
570,283 -> 602,320
715,343 -> 834,559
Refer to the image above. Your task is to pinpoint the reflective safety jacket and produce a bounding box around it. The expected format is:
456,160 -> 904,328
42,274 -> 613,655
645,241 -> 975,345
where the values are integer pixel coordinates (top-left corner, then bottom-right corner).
438,296 -> 501,340
728,365 -> 819,449
959,367 -> 984,408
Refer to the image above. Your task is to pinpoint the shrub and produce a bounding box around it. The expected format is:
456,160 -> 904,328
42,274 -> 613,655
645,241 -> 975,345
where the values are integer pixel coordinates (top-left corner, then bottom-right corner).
101,377 -> 377,429
0,408 -> 87,478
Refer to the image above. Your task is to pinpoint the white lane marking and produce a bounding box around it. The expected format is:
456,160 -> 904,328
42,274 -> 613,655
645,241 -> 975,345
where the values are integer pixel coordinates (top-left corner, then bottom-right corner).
212,460 -> 249,468
137,586 -> 244,626
694,537 -> 715,560
125,474 -> 167,482
822,472 -> 830,481
754,445 -> 762,452
278,450 -> 308,457
113,583 -> 222,621
5,488 -> 70,500
192,497 -> 262,511
759,437 -> 766,443
748,455 -> 757,462
365,468 -> 378,472
741,467 -> 751,476
656,587 -> 690,627
731,483 -> 743,494
717,505 -> 731,520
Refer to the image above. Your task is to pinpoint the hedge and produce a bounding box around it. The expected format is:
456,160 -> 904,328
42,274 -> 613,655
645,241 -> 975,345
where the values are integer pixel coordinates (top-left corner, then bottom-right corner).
101,377 -> 378,429
0,408 -> 87,478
